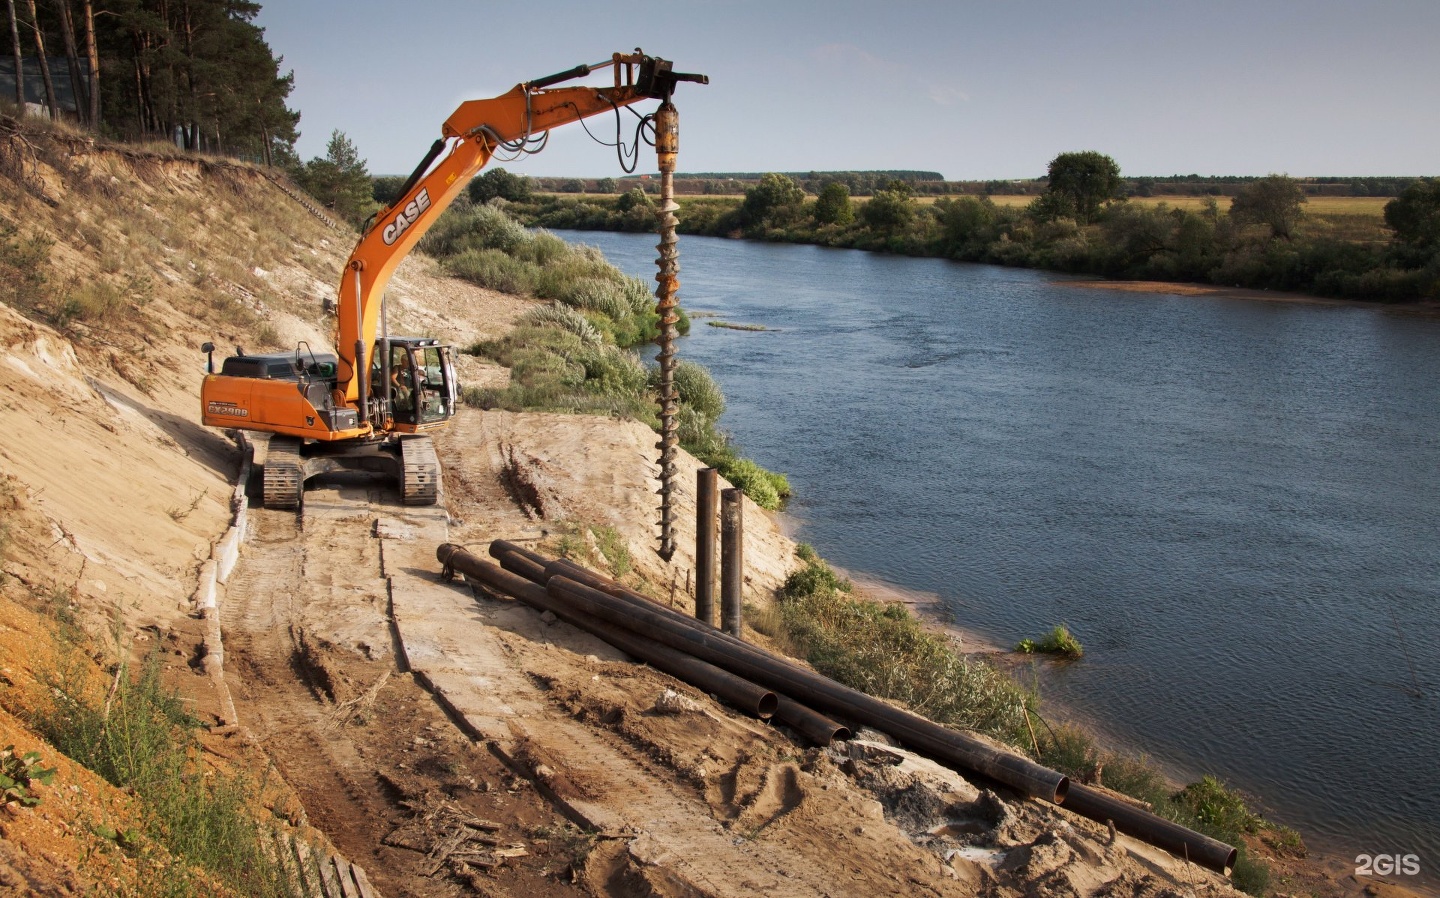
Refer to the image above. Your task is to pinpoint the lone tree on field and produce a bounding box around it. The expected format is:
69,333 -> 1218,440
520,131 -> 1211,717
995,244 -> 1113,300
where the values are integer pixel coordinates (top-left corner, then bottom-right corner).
468,167 -> 533,204
860,182 -> 916,234
741,173 -> 806,230
1044,151 -> 1122,223
1229,175 -> 1307,240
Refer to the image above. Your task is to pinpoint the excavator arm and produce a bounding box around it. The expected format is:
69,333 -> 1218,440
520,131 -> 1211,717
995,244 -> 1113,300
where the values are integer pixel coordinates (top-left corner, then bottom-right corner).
335,51 -> 706,423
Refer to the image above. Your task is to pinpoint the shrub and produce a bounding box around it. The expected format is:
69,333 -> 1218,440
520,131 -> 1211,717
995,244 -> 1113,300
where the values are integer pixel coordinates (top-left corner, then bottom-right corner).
575,344 -> 647,398
672,359 -> 725,420
519,304 -> 603,344
619,276 -> 654,316
420,202 -> 530,256
1015,624 -> 1083,659
0,220 -> 52,314
775,552 -> 1032,744
560,276 -> 630,320
1175,775 -> 1262,844
35,648 -> 295,896
54,281 -> 126,329
443,247 -> 536,294
532,253 -> 619,302
715,457 -> 788,511
1036,724 -> 1100,780
780,553 -> 850,601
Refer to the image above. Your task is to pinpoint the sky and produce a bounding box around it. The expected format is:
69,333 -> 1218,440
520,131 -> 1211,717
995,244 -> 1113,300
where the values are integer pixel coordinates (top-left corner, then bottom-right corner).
254,0 -> 1440,181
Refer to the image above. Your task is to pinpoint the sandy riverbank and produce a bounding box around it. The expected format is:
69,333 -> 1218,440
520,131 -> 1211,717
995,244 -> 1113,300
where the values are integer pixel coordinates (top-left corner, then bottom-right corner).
1059,277 -> 1440,316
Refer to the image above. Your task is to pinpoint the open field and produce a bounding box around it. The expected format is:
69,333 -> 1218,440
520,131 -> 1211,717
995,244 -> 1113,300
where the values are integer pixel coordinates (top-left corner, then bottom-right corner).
543,192 -> 1394,217
933,194 -> 1393,215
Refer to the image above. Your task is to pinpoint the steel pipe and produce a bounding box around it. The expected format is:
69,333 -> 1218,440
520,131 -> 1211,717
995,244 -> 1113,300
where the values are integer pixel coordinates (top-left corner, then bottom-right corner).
466,543 -> 1235,874
695,468 -> 718,626
720,488 -> 743,637
490,539 -> 548,568
535,572 -> 1067,803
492,549 -> 850,748
774,695 -> 851,745
438,547 -> 777,720
486,544 -> 1062,799
1063,783 -> 1236,875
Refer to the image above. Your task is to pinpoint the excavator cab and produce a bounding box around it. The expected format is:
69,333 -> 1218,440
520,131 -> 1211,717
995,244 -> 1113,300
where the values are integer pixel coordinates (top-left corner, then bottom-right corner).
375,338 -> 458,430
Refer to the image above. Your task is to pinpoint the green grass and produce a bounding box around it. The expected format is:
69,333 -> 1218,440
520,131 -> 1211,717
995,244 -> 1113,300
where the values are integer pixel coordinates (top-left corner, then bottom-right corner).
34,646 -> 300,897
0,219 -> 54,316
773,549 -> 1033,745
0,745 -> 56,807
591,524 -> 632,577
1015,624 -> 1084,659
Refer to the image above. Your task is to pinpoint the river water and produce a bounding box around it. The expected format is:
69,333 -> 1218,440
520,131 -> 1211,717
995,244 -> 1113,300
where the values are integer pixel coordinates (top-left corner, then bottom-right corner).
553,229 -> 1440,880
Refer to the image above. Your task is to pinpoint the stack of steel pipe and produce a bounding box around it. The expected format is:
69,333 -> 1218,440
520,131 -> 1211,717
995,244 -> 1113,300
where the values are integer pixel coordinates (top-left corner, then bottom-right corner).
435,541 -> 1236,876
438,542 -> 846,746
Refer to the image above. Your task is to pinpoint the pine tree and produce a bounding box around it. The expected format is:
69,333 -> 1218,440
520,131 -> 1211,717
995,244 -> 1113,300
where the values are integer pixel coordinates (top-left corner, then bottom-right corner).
295,130 -> 377,227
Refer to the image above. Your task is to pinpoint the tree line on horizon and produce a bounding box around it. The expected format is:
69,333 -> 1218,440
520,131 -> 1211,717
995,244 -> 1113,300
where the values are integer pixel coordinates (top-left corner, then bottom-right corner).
514,172 -> 1421,200
487,152 -> 1440,304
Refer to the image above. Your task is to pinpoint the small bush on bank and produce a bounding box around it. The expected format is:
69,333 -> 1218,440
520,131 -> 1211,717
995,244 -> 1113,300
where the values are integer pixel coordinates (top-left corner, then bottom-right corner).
35,647 -> 295,897
672,360 -> 725,420
0,220 -> 52,314
1015,623 -> 1084,659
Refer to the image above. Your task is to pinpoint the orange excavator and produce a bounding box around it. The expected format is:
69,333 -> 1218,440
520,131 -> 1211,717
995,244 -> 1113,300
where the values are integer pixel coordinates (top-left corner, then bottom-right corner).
201,51 -> 706,510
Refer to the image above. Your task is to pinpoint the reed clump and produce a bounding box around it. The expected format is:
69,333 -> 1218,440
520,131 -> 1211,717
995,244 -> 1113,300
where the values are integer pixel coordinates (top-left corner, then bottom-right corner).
1015,623 -> 1084,659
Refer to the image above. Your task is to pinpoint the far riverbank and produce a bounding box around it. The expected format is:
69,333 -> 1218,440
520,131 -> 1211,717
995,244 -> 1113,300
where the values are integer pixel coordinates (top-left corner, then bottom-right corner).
519,183 -> 1440,306
1056,277 -> 1440,315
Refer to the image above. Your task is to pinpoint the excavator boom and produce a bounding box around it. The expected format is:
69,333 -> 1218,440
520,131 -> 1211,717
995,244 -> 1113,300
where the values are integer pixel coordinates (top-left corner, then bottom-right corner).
338,52 -> 706,417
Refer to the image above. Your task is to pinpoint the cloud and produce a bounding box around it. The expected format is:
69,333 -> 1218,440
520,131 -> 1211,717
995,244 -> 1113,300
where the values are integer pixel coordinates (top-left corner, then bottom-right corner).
927,85 -> 970,106
809,43 -> 969,106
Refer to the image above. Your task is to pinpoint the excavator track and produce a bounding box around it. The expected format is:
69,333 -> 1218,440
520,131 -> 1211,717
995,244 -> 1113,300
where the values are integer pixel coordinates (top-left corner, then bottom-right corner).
263,436 -> 305,510
400,435 -> 439,506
